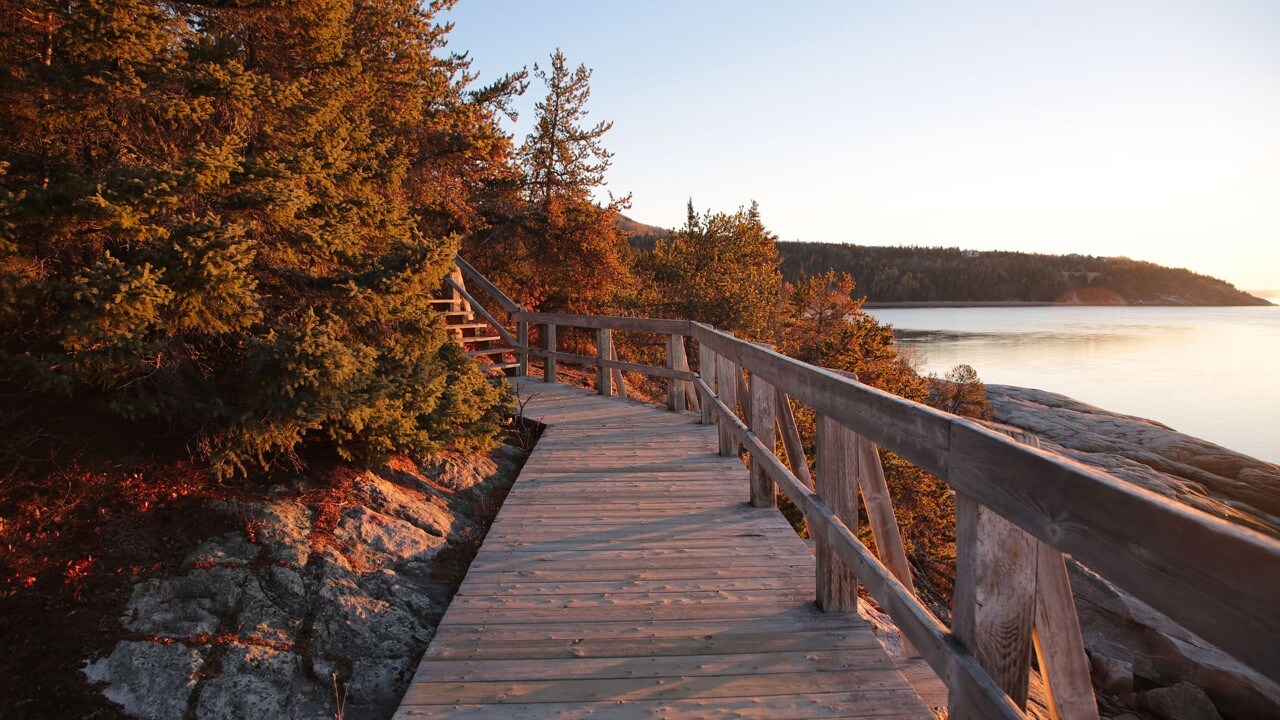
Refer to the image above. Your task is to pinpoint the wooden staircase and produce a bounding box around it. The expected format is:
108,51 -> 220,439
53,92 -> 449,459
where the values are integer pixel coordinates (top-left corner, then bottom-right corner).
434,267 -> 520,375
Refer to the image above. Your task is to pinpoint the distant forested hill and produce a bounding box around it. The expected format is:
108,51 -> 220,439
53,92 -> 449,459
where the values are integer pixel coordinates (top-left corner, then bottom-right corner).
776,243 -> 1269,305
621,221 -> 1266,306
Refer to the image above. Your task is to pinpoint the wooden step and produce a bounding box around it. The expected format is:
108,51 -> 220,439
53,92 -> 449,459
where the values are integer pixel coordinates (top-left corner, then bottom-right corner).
462,335 -> 502,344
484,361 -> 520,372
430,298 -> 461,305
467,347 -> 513,358
448,322 -> 491,331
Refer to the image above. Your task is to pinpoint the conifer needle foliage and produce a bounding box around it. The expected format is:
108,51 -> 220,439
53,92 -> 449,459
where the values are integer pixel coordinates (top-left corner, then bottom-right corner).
0,0 -> 521,477
469,49 -> 634,314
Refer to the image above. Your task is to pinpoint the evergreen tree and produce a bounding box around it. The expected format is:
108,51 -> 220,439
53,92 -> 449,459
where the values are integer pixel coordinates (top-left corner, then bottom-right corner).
928,364 -> 992,419
780,270 -> 925,400
469,49 -> 632,313
639,200 -> 782,340
0,0 -> 514,477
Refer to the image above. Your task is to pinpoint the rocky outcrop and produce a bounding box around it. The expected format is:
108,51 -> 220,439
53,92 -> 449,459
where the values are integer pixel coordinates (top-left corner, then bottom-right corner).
985,385 -> 1279,536
986,385 -> 1280,719
83,444 -> 528,720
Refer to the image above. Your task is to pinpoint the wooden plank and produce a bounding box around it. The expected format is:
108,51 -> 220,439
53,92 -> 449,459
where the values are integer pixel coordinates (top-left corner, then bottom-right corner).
950,492 -> 1037,718
409,649 -> 901,683
513,311 -> 691,335
776,389 -> 813,489
397,692 -> 928,719
715,352 -> 740,456
543,323 -> 557,383
596,328 -> 613,396
750,371 -> 777,508
526,349 -> 695,381
401,668 -> 911,705
666,334 -> 687,411
698,344 -> 717,425
516,321 -> 528,375
423,629 -> 881,661
816,415 -> 859,612
607,341 -> 628,398
851,431 -> 917,659
1032,543 -> 1099,720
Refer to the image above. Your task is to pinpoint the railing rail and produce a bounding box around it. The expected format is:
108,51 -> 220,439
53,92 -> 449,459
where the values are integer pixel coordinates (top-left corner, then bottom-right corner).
450,255 -> 1280,719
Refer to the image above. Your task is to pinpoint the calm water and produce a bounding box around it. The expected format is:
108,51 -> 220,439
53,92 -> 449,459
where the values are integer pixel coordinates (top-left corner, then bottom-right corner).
865,305 -> 1280,464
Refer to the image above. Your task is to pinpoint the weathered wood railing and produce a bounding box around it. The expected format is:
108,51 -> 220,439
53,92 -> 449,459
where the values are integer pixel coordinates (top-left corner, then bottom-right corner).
451,257 -> 1280,720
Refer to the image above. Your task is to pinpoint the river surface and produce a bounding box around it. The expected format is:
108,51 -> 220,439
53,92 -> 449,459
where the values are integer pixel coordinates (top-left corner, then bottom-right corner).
864,305 -> 1280,464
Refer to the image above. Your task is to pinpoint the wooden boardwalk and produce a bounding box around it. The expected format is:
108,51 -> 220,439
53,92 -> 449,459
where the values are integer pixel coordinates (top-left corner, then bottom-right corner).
394,380 -> 930,719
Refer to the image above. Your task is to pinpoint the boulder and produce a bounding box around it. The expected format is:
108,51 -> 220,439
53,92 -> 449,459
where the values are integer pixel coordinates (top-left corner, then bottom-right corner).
184,532 -> 260,568
311,583 -> 430,660
356,471 -> 454,539
1139,682 -> 1224,720
123,567 -> 250,638
1091,652 -> 1135,695
333,506 -> 447,570
415,451 -> 504,492
194,643 -> 303,720
83,641 -> 206,720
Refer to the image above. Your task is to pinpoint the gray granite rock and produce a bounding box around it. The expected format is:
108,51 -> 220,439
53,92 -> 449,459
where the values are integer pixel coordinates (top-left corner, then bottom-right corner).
194,643 -> 303,720
333,505 -> 447,570
184,532 -> 260,568
83,641 -> 206,720
1139,682 -> 1224,720
123,567 -> 250,638
1092,652 -> 1136,695
80,444 -> 524,719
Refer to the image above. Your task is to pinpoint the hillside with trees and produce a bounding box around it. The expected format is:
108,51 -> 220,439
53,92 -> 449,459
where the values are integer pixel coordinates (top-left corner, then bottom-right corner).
777,242 -> 1270,306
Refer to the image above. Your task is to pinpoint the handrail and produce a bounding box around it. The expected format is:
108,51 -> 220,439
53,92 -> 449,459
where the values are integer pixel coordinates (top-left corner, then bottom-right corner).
512,311 -> 691,336
449,258 -> 1280,718
691,322 -> 1280,686
696,375 -> 1025,720
455,255 -> 523,313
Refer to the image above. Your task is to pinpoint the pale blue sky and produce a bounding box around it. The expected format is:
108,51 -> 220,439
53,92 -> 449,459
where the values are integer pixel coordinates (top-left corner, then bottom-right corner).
443,1 -> 1280,292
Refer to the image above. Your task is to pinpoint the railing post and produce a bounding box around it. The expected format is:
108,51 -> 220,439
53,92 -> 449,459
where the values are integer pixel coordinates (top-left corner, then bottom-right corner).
951,430 -> 1098,720
749,372 -> 776,508
697,344 -> 716,425
516,321 -> 528,376
951,492 -> 1037,718
666,335 -> 687,411
715,352 -> 739,456
597,328 -> 613,396
816,414 -> 859,612
449,266 -> 467,313
544,323 -> 557,383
